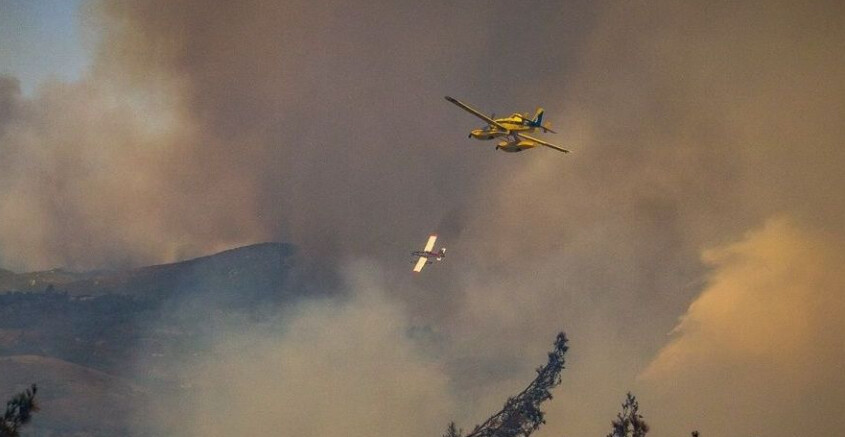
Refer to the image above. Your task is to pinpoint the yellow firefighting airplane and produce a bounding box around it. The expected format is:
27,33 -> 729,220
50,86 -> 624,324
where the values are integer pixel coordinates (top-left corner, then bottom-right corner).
445,96 -> 569,153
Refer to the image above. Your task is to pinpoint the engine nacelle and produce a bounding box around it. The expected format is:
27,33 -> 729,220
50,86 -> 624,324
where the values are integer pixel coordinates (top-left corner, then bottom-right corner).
496,139 -> 534,152
471,129 -> 498,140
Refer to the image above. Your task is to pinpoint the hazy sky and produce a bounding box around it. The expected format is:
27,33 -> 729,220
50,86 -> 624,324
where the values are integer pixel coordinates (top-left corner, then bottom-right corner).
0,0 -> 89,96
1,1 -> 844,436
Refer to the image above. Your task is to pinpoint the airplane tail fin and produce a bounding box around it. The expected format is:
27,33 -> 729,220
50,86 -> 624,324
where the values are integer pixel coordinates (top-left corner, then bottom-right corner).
533,108 -> 544,126
532,108 -> 556,133
532,108 -> 557,133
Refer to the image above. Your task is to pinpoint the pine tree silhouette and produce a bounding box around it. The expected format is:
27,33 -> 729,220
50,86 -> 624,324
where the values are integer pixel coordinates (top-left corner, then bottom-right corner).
0,384 -> 38,437
606,392 -> 649,437
442,332 -> 569,437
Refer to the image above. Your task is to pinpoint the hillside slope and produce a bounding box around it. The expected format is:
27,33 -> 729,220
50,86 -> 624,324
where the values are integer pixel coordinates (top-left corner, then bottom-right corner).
0,243 -> 304,436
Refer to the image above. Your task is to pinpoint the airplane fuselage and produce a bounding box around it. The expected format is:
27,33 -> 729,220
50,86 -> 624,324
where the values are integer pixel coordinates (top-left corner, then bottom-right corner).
411,250 -> 444,261
468,113 -> 544,152
469,114 -> 538,138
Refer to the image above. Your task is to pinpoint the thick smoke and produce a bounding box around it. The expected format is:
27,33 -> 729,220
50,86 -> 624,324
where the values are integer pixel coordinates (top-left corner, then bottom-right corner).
0,1 -> 598,271
641,218 -> 845,436
0,68 -> 267,270
136,262 -> 456,436
443,2 -> 845,435
1,1 -> 844,436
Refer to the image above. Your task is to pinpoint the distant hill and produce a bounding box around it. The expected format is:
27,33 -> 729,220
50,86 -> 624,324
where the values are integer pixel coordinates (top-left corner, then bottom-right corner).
0,243 -> 304,436
0,267 -> 93,295
0,242 -> 297,298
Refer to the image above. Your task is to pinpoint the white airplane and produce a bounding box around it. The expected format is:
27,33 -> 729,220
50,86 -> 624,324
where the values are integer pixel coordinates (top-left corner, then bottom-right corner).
446,96 -> 570,153
411,234 -> 446,273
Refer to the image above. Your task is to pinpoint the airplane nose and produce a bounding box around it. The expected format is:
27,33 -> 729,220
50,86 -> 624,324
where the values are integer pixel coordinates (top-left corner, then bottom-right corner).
468,133 -> 472,138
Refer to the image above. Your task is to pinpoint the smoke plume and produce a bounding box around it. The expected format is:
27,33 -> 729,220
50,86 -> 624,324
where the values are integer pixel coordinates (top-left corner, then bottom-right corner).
136,262 -> 456,436
641,218 -> 845,436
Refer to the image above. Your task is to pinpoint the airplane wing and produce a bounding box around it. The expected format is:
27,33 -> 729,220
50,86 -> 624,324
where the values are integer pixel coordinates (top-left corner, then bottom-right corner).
445,96 -> 510,132
423,235 -> 437,252
516,133 -> 570,153
413,256 -> 428,273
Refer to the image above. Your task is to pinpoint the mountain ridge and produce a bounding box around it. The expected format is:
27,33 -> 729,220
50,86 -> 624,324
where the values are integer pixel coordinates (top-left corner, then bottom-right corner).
0,242 -> 297,297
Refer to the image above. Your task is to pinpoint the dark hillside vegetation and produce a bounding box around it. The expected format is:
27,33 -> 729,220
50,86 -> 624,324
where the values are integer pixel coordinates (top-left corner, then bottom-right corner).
0,243 -> 299,436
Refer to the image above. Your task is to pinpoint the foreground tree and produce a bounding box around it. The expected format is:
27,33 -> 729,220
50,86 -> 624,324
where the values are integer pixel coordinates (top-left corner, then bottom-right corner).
443,332 -> 569,437
0,384 -> 38,437
438,333 -> 705,437
442,421 -> 463,437
606,392 -> 649,437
